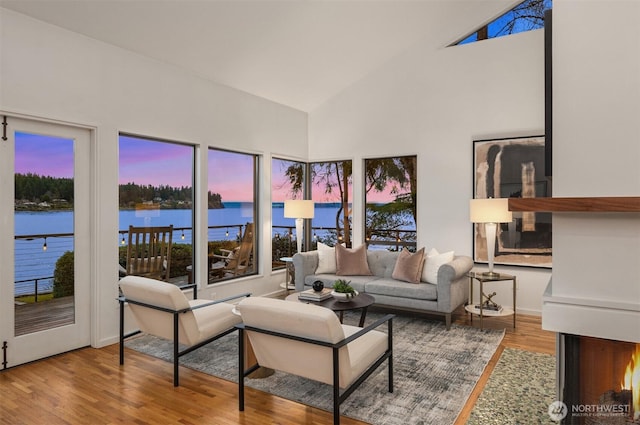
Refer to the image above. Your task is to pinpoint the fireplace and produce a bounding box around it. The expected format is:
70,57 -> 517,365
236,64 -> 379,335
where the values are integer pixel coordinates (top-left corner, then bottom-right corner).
559,333 -> 640,424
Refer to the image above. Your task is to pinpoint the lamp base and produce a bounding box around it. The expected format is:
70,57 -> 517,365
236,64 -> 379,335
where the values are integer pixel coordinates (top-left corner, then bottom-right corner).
295,218 -> 303,254
481,271 -> 501,277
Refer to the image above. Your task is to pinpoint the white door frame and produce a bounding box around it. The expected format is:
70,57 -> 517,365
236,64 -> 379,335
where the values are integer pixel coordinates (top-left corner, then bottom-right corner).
0,115 -> 94,368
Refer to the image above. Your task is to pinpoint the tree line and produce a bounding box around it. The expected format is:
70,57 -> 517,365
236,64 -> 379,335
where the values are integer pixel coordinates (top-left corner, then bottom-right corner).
120,183 -> 224,209
118,182 -> 193,208
15,173 -> 223,209
118,182 -> 223,209
15,173 -> 74,204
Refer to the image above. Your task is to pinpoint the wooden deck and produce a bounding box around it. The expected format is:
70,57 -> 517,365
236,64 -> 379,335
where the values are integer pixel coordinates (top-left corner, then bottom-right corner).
14,296 -> 75,336
13,274 -> 193,337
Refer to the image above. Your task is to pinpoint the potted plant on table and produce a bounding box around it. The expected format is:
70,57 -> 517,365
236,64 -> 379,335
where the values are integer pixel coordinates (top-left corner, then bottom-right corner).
331,279 -> 358,302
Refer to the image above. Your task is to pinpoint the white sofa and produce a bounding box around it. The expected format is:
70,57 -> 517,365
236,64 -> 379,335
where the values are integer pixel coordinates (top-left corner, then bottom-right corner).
293,249 -> 473,329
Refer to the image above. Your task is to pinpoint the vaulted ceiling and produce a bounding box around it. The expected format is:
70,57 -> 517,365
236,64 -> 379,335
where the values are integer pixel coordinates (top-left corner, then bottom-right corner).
1,0 -> 515,112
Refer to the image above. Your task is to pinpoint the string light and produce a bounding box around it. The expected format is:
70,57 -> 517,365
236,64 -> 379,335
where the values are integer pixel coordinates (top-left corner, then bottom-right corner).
121,234 -> 126,245
181,230 -> 185,240
225,228 -> 229,238
42,237 -> 47,251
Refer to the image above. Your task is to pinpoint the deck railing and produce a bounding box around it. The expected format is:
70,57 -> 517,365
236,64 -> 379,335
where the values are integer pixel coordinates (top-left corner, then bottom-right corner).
15,276 -> 54,302
15,225 -> 416,301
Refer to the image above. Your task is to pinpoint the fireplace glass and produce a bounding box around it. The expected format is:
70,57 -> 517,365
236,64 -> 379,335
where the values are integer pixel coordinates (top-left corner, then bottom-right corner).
560,333 -> 639,424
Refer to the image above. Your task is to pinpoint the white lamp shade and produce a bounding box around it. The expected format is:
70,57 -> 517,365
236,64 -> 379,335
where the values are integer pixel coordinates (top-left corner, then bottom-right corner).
284,199 -> 315,219
470,198 -> 513,223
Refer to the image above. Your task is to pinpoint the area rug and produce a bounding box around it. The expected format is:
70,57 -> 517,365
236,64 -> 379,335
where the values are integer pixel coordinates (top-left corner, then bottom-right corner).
467,348 -> 556,425
126,312 -> 504,425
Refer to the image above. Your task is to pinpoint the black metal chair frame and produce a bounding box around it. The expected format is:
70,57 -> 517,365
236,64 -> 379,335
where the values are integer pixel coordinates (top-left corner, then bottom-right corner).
237,313 -> 394,425
119,283 -> 250,386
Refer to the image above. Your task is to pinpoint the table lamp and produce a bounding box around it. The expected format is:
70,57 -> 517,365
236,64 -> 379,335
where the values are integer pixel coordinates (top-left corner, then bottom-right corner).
284,199 -> 315,254
470,198 -> 513,276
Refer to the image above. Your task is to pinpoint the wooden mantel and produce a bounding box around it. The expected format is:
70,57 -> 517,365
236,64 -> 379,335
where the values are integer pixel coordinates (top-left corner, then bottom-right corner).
508,197 -> 640,212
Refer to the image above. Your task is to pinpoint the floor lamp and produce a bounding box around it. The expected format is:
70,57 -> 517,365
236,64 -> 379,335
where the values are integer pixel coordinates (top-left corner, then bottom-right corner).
284,199 -> 315,254
470,198 -> 513,276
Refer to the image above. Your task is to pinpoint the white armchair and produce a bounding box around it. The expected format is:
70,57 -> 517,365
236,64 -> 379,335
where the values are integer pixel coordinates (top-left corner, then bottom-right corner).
118,275 -> 250,386
235,297 -> 394,425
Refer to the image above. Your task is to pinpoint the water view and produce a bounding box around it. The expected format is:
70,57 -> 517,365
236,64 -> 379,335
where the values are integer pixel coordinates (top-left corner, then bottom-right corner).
13,203 -> 348,295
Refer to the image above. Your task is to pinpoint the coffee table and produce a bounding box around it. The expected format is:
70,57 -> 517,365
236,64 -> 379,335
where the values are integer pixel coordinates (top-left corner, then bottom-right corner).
285,292 -> 375,327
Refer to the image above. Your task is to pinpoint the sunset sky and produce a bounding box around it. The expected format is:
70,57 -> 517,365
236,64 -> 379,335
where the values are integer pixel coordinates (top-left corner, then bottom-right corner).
15,132 -> 74,178
15,132 -> 393,203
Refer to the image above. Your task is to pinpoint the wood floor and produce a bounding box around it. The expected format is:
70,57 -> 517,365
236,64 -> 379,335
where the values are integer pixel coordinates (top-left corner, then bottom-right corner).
0,307 -> 555,425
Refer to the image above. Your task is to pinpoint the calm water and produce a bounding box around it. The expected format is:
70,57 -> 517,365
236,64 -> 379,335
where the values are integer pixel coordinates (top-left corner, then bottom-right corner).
14,203 -> 414,295
13,204 -> 344,295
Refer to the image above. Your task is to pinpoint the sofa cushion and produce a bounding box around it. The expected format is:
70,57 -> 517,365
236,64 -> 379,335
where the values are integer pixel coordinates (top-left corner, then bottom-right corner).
336,244 -> 372,276
315,242 -> 338,274
366,250 -> 400,278
391,247 -> 425,283
421,248 -> 455,284
365,278 -> 438,301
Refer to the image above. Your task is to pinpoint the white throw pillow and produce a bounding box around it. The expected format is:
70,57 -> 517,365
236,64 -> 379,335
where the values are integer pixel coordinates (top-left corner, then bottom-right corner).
421,248 -> 455,284
315,242 -> 337,274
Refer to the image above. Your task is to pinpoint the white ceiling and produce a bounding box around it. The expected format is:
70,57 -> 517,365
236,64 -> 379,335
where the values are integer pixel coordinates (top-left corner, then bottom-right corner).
1,0 -> 514,112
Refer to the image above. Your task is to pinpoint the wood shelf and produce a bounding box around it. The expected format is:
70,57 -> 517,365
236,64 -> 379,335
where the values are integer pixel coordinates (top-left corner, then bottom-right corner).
508,197 -> 640,212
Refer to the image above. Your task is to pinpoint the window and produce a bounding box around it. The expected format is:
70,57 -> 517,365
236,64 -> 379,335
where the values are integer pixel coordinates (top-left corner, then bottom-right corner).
310,160 -> 353,247
118,134 -> 195,284
451,0 -> 551,46
271,158 -> 306,268
271,158 -> 352,266
364,156 -> 417,251
208,148 -> 258,282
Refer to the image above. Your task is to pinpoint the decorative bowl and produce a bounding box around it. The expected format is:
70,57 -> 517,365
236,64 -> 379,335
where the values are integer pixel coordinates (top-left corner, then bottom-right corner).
312,280 -> 325,292
331,290 -> 358,302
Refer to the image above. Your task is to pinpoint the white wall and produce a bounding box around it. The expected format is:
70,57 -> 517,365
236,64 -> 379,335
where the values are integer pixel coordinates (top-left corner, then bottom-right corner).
0,8 -> 308,347
3,3 -> 598,352
543,0 -> 640,342
310,29 -> 550,314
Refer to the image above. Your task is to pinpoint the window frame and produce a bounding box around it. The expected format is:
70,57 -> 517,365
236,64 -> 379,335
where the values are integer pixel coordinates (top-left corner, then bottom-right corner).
363,155 -> 417,252
207,147 -> 259,284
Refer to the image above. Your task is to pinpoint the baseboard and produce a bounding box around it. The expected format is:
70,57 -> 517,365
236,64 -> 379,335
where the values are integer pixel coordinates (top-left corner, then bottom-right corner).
516,307 -> 542,316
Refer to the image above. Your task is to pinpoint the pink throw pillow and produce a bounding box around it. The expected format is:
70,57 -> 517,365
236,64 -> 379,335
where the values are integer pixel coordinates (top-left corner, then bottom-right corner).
335,244 -> 372,276
392,247 -> 425,284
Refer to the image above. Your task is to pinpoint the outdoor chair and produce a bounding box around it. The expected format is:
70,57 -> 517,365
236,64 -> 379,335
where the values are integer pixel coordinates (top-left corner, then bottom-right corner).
235,297 -> 394,425
185,222 -> 255,284
211,222 -> 254,278
118,275 -> 250,386
125,225 -> 173,281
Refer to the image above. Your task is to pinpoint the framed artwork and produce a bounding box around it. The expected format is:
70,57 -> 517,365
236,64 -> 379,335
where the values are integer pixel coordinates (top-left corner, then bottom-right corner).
473,135 -> 552,268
